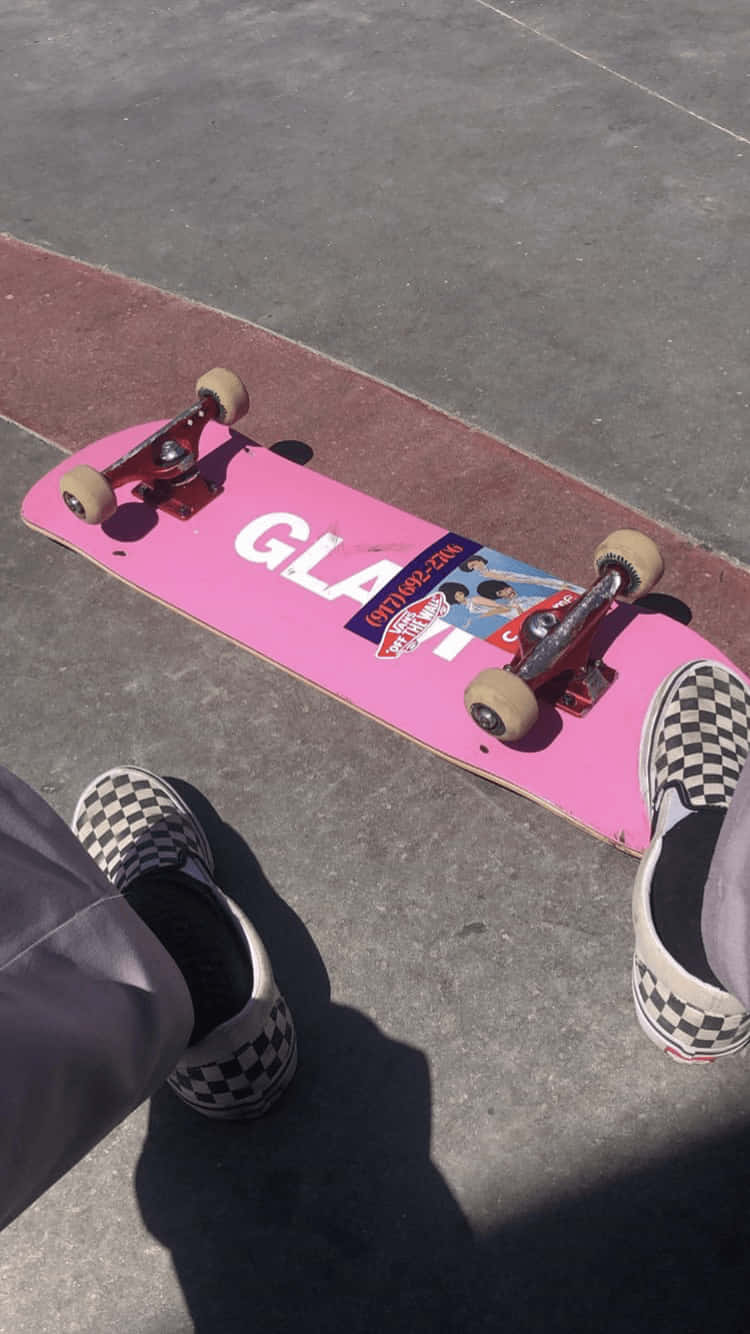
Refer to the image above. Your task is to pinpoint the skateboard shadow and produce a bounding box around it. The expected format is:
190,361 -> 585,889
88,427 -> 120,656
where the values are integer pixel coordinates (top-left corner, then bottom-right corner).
503,701 -> 563,754
269,439 -> 314,465
101,501 -> 159,543
634,592 -> 692,625
198,429 -> 261,487
134,778 -> 472,1334
100,433 -> 313,543
590,596 -> 693,658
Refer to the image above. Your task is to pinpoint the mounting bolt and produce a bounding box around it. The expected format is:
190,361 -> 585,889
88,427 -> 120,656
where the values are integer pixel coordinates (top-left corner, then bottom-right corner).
158,438 -> 192,465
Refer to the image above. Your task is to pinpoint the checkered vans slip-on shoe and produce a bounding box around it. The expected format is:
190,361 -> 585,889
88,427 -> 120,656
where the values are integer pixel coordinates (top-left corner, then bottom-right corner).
633,663 -> 750,1062
632,837 -> 750,1063
639,660 -> 750,823
167,898 -> 297,1119
72,767 -> 214,890
72,766 -> 297,1116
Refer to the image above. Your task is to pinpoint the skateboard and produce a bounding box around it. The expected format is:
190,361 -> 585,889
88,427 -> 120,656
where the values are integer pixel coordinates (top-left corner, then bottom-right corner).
21,369 -> 749,856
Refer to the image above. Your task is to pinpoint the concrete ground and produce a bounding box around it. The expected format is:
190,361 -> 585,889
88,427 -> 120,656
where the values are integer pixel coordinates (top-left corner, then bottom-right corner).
1,1 -> 749,1331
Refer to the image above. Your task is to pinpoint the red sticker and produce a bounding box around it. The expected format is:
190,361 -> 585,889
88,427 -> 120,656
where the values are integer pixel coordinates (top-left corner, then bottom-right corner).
486,588 -> 579,653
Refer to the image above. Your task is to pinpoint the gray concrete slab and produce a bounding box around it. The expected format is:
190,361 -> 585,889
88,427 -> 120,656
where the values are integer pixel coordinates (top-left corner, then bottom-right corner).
4,420 -> 750,1332
2,0 -> 749,562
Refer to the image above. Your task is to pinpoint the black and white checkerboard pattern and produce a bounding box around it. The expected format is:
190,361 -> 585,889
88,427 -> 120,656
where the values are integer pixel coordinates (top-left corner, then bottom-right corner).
73,770 -> 212,890
168,995 -> 297,1117
650,663 -> 750,811
634,959 -> 750,1058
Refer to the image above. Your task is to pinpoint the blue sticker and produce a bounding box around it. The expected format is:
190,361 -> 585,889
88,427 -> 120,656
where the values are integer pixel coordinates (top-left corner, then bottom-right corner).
345,533 -> 481,644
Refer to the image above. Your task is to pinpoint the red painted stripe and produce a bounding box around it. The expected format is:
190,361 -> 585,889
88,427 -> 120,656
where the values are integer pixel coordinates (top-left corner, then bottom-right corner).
2,232 -> 748,666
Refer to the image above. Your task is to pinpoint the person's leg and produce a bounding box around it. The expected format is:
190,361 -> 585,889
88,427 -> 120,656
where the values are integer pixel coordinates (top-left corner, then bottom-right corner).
0,765 -> 193,1231
632,661 -> 750,1062
1,764 -> 296,1233
701,755 -> 750,1009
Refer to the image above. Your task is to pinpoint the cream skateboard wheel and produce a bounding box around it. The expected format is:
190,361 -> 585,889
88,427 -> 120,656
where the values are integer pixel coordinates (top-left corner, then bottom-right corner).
59,465 -> 117,525
594,529 -> 664,600
195,368 -> 249,425
465,667 -> 539,742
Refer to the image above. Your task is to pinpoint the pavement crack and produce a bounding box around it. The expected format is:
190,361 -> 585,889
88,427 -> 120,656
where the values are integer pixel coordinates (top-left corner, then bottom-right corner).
472,0 -> 750,147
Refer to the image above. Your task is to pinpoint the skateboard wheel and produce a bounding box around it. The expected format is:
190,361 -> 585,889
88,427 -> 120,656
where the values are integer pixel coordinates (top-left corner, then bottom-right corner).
594,529 -> 664,600
195,368 -> 249,426
464,668 -> 539,743
59,465 -> 117,525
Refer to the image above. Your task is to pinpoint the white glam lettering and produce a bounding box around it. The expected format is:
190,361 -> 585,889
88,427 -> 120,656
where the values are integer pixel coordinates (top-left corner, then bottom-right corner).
323,560 -> 402,605
235,513 -> 310,569
282,532 -> 344,594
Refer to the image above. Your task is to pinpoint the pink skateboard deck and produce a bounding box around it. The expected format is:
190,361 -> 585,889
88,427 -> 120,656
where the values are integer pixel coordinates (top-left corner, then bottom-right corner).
21,419 -> 749,855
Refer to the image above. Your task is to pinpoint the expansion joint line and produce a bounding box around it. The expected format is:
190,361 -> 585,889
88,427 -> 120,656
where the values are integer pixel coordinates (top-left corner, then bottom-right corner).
472,0 -> 750,148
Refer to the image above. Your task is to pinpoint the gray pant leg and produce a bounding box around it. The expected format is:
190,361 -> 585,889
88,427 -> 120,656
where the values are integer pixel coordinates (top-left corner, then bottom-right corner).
702,757 -> 750,1008
0,766 -> 193,1232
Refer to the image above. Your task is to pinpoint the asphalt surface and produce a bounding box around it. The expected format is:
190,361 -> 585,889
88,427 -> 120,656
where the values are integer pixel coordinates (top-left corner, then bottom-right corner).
1,2 -> 749,1331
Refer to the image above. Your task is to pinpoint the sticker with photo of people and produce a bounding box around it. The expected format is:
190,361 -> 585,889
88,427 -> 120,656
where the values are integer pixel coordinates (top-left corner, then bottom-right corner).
435,549 -> 583,643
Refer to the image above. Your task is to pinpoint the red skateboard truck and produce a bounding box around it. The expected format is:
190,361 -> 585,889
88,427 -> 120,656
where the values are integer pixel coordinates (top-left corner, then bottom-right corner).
464,529 -> 665,742
58,368 -> 249,524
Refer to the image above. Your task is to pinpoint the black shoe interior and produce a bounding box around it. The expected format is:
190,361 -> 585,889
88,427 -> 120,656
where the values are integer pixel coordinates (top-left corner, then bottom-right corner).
124,869 -> 253,1045
650,807 -> 727,988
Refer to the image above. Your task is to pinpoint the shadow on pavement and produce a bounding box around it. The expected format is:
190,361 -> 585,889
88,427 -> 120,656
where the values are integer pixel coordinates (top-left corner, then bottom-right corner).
136,784 -> 471,1332
135,784 -> 750,1333
136,1006 -> 470,1333
467,1118 -> 750,1334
